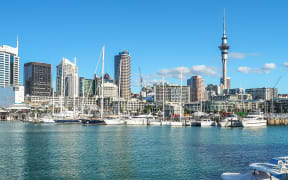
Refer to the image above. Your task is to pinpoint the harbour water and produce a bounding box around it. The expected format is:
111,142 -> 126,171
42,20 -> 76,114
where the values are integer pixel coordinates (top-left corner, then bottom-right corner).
1,122 -> 288,179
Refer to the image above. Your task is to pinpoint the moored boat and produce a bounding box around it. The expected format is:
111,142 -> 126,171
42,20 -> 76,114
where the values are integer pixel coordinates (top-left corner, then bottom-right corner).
218,114 -> 242,127
39,115 -> 55,123
200,117 -> 216,127
170,121 -> 184,126
104,117 -> 125,125
241,111 -> 267,127
81,118 -> 106,125
125,114 -> 153,125
221,156 -> 288,180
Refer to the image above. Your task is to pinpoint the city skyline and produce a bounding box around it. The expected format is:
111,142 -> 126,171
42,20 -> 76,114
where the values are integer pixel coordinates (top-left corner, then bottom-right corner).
2,0 -> 288,93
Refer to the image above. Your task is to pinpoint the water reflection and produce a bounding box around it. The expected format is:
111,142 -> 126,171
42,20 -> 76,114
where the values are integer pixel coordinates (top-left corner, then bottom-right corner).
2,123 -> 288,179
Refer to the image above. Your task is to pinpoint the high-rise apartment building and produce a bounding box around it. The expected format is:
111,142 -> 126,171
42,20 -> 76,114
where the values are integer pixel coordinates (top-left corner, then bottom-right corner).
24,62 -> 52,96
56,57 -> 79,97
0,38 -> 20,87
187,76 -> 205,102
114,50 -> 131,100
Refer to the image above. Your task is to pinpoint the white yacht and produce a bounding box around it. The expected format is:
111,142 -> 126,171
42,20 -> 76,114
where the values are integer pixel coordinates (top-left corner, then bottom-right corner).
39,115 -> 55,123
221,156 -> 288,180
200,117 -> 216,127
218,114 -> 242,127
170,121 -> 184,126
125,114 -> 154,125
241,111 -> 267,127
104,116 -> 125,125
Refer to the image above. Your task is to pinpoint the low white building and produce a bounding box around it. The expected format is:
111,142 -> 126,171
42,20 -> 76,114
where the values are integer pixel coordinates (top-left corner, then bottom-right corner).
0,86 -> 24,108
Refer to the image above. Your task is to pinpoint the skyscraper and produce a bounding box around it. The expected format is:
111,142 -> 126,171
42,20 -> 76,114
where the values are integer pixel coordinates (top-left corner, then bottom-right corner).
56,57 -> 79,97
114,50 -> 131,100
0,38 -> 20,87
218,9 -> 230,90
187,76 -> 205,102
24,62 -> 52,96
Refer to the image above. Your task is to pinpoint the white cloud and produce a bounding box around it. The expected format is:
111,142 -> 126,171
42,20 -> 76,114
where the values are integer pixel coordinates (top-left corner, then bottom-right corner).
237,67 -> 251,74
237,63 -> 276,74
157,65 -> 219,79
228,52 -> 259,59
283,62 -> 288,67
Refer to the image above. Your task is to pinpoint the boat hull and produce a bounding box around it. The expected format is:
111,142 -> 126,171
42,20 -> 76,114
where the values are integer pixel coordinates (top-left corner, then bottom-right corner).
150,121 -> 162,125
55,119 -> 80,123
104,119 -> 125,125
81,119 -> 106,125
170,121 -> 184,126
201,121 -> 216,127
218,121 -> 242,127
125,120 -> 149,125
241,120 -> 267,127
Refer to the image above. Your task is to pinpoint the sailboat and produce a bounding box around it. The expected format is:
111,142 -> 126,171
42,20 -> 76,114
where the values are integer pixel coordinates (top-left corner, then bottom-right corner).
81,47 -> 106,125
170,69 -> 184,126
104,58 -> 125,125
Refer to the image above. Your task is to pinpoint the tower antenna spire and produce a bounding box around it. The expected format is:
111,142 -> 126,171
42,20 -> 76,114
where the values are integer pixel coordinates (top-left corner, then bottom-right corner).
16,34 -> 19,48
16,34 -> 19,56
223,8 -> 226,36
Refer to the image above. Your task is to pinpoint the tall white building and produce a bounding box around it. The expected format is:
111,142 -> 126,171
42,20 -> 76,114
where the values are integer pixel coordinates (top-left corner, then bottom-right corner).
0,38 -> 20,87
56,57 -> 79,97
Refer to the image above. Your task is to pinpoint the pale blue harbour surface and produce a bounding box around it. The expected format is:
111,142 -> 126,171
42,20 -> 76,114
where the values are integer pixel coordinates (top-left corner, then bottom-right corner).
1,122 -> 288,179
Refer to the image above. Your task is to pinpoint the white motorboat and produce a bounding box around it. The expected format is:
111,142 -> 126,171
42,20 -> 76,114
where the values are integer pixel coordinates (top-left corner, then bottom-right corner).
170,121 -> 184,126
39,115 -> 55,123
104,117 -> 125,125
125,114 -> 154,125
218,114 -> 242,127
241,111 -> 267,127
201,117 -> 216,127
221,156 -> 288,180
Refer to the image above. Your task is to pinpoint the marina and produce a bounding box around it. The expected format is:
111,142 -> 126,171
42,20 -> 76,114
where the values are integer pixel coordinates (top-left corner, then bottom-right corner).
1,121 -> 288,179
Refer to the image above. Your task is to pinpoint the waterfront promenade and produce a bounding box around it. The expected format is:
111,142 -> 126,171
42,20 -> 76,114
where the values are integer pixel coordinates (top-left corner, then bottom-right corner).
1,121 -> 288,179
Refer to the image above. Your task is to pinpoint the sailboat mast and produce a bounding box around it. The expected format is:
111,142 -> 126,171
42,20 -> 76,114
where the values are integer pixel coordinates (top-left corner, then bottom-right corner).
100,46 -> 105,119
162,77 -> 165,121
73,58 -> 76,116
179,69 -> 183,121
82,80 -> 85,114
52,81 -> 54,115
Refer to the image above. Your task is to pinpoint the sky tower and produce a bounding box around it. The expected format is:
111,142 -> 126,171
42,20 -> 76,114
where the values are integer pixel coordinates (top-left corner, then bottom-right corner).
218,8 -> 230,90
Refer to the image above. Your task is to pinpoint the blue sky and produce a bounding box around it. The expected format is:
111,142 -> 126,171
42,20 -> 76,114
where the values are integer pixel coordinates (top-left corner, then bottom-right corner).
2,0 -> 288,93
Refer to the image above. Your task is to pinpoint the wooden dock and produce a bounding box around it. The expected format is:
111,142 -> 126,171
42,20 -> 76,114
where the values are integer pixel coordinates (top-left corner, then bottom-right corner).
267,118 -> 288,126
